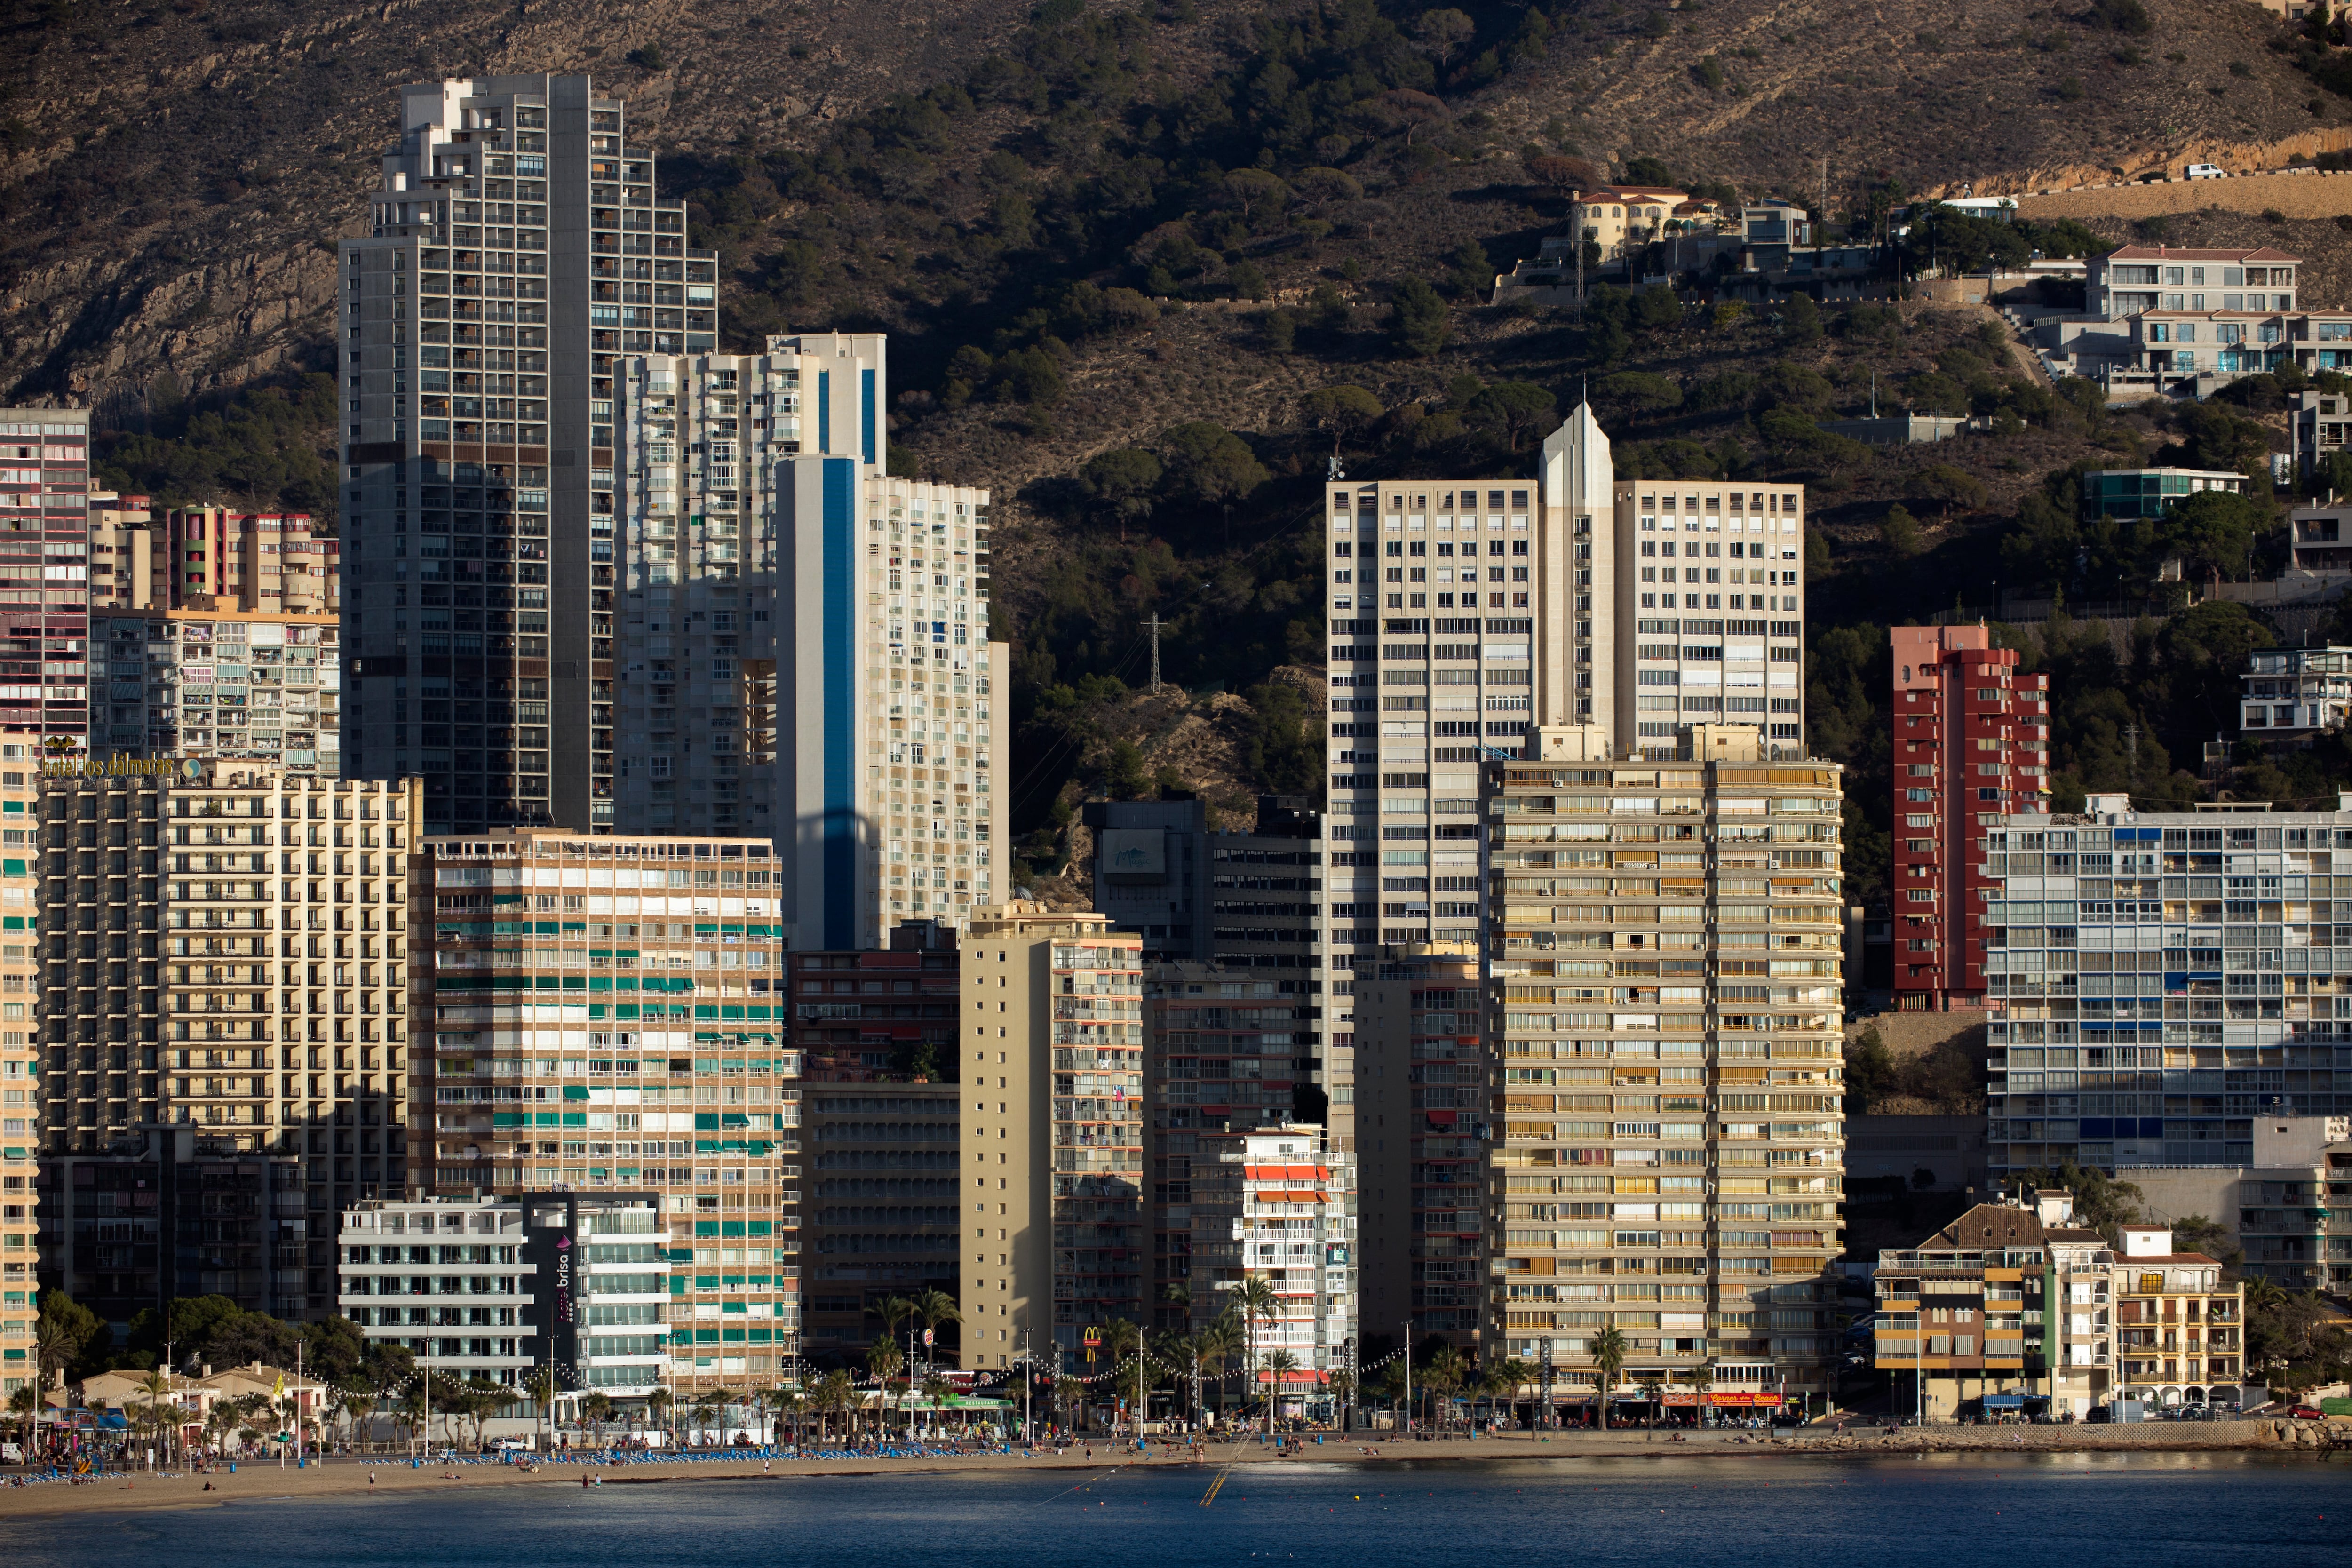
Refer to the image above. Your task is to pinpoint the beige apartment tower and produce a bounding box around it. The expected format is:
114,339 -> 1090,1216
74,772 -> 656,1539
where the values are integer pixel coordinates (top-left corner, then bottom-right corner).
36,763 -> 420,1316
1485,725 -> 1846,1414
959,903 -> 1142,1368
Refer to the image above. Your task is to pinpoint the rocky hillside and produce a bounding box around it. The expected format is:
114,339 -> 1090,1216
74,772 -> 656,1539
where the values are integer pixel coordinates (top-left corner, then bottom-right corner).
0,0 -> 1042,402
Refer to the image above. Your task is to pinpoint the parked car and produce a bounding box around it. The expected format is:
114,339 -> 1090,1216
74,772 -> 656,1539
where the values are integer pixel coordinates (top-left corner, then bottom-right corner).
2185,163 -> 2226,180
2288,1404 -> 2326,1420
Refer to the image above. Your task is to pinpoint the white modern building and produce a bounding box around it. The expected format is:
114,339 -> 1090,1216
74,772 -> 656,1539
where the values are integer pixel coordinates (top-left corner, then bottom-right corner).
614,340 -> 1008,947
1189,1124 -> 1357,1413
2239,645 -> 2352,737
337,1190 -> 670,1399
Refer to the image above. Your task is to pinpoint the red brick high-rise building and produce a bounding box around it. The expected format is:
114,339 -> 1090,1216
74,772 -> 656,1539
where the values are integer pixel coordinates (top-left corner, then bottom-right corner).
1890,626 -> 2050,1010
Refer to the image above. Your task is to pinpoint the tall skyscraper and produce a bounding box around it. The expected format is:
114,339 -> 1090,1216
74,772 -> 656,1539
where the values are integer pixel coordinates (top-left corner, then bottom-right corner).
614,343 -> 1007,947
957,903 -> 1143,1368
36,764 -> 419,1318
1483,724 -> 1847,1416
340,75 -> 716,835
408,828 -> 802,1395
0,409 -> 92,760
0,754 -> 35,1392
1890,625 -> 2052,1010
1319,407 -> 1811,976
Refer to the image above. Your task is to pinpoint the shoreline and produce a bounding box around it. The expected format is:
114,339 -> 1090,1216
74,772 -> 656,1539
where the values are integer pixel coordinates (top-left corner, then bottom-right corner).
0,1423 -> 2330,1522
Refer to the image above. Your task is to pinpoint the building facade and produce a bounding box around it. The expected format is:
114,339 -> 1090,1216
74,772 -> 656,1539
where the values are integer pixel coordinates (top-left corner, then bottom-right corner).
92,611 -> 340,775
1890,625 -> 2052,1010
1346,941 -> 1482,1347
341,74 -> 718,835
2077,467 -> 2251,521
337,1191 -> 669,1399
1613,478 -> 1807,759
1873,1191 -> 2117,1420
957,904 -> 1143,1368
1188,1124 -> 1356,1408
1984,794 -> 2352,1180
2113,1223 -> 2244,1407
612,343 -> 1008,945
409,828 -> 800,1393
1323,440 -> 1572,968
37,764 -> 418,1317
2238,644 -> 2352,737
1146,959 -> 1321,1331
0,407 -> 92,759
2118,1113 -> 2352,1292
1485,724 -> 1847,1413
39,1129 -> 306,1328
143,508 -> 340,616
791,934 -> 961,1361
0,752 -> 32,1391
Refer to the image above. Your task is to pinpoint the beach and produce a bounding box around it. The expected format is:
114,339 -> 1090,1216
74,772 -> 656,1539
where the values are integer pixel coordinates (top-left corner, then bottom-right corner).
0,1420 -> 2328,1522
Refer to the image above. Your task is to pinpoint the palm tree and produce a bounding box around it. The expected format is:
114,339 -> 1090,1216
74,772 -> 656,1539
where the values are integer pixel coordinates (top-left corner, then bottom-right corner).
1230,1277 -> 1280,1431
645,1387 -> 673,1449
866,1340 -> 906,1433
1103,1319 -> 1144,1433
341,1379 -> 379,1453
691,1391 -> 723,1447
813,1369 -> 856,1442
920,1372 -> 954,1434
1638,1375 -> 1665,1430
908,1287 -> 962,1370
523,1365 -> 556,1454
581,1391 -> 617,1449
1591,1326 -> 1629,1431
1199,1313 -> 1243,1426
1691,1361 -> 1715,1427
1263,1348 -> 1301,1427
1371,1360 -> 1409,1431
1422,1345 -> 1466,1434
1480,1359 -> 1528,1433
878,1295 -> 918,1372
1326,1359 -> 1359,1433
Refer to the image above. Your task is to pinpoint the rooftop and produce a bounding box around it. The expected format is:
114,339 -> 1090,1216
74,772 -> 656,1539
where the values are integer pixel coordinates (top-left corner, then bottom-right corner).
2100,246 -> 2301,263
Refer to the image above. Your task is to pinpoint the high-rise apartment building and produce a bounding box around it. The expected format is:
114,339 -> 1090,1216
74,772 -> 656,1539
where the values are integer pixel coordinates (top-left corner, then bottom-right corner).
91,611 -> 341,775
1097,793 -> 1328,1163
1984,793 -> 2352,1179
613,344 -> 1007,946
338,1190 -> 671,1399
39,1128 -> 305,1325
0,408 -> 92,759
1484,725 -> 1846,1414
1613,479 -> 1807,759
36,764 -> 419,1316
1890,625 -> 2052,1009
1145,958 -> 1319,1330
958,904 -> 1143,1368
1187,1123 -> 1356,1411
789,932 -> 962,1360
1319,408 -> 1810,975
0,754 -> 34,1392
1346,941 -> 1483,1346
341,74 -> 717,834
408,828 -> 801,1393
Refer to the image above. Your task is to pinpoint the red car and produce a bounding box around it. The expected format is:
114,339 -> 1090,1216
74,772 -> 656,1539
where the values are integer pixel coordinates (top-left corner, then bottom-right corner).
2288,1405 -> 2326,1420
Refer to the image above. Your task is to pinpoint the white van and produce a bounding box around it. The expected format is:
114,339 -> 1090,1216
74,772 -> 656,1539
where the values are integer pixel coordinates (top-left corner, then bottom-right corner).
2185,163 -> 2226,180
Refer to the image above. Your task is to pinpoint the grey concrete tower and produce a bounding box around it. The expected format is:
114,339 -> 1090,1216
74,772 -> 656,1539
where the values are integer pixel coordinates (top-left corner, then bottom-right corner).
338,76 -> 717,834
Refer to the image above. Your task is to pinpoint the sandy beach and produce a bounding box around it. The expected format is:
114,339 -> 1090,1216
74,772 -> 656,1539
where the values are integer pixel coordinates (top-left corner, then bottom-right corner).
0,1421 -> 2328,1522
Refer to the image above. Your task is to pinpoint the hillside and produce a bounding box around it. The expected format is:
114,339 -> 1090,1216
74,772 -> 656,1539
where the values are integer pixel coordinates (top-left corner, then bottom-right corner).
24,0 -> 2352,884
